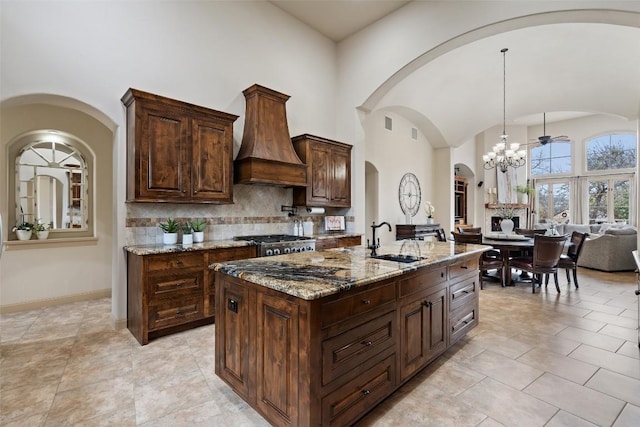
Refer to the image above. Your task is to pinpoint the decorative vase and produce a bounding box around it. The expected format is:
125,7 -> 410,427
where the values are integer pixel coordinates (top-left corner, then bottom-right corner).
36,230 -> 49,240
182,234 -> 193,245
162,232 -> 178,245
519,193 -> 528,205
426,217 -> 434,225
16,230 -> 32,241
500,218 -> 514,234
193,231 -> 204,243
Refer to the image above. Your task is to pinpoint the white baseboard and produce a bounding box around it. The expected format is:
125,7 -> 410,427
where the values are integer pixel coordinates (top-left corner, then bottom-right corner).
111,316 -> 127,330
0,289 -> 111,314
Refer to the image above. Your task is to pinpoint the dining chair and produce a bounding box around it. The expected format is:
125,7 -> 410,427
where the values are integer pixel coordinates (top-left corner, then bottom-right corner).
556,231 -> 589,288
436,228 -> 447,242
509,235 -> 567,294
514,228 -> 546,237
452,232 -> 504,289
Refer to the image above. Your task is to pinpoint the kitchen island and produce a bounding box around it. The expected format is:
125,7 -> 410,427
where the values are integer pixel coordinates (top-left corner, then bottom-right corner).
211,240 -> 487,427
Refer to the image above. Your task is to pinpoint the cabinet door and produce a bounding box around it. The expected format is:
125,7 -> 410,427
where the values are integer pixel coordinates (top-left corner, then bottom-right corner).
256,293 -> 299,426
215,277 -> 253,401
399,287 -> 447,381
330,146 -> 351,207
190,116 -> 233,203
309,143 -> 331,205
137,105 -> 189,200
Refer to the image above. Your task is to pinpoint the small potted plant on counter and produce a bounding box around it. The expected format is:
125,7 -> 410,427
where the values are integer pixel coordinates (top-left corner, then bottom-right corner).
34,219 -> 52,240
12,222 -> 34,241
190,218 -> 206,243
181,222 -> 193,245
159,218 -> 179,245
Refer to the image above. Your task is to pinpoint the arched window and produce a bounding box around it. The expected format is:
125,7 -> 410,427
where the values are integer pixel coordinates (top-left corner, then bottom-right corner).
10,130 -> 93,240
530,141 -> 572,176
586,133 -> 636,171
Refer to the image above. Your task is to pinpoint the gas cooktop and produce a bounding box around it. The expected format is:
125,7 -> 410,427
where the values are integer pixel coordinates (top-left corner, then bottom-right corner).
234,234 -> 314,243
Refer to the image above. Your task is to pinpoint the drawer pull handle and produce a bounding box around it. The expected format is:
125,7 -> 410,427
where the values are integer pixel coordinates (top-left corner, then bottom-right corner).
362,299 -> 371,305
460,265 -> 468,269
441,272 -> 444,278
362,340 -> 373,346
361,389 -> 371,396
176,260 -> 183,266
176,310 -> 183,316
422,300 -> 432,308
176,282 -> 183,287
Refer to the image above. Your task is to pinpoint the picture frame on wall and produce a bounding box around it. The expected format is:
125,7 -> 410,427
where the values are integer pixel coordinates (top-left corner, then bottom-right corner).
497,168 -> 517,203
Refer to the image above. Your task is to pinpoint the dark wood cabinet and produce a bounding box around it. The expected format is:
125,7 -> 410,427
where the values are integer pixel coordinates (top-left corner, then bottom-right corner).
395,224 -> 441,240
127,245 -> 256,345
454,176 -> 467,224
314,235 -> 362,251
292,134 -> 352,208
122,88 -> 238,204
215,254 -> 480,426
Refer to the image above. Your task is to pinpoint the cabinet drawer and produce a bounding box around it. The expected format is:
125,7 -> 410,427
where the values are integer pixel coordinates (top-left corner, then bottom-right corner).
208,246 -> 256,263
148,296 -> 204,331
147,253 -> 204,273
316,238 -> 338,250
399,267 -> 447,298
322,354 -> 395,427
322,311 -> 395,385
148,271 -> 204,300
449,275 -> 478,312
448,256 -> 478,280
320,280 -> 396,327
450,302 -> 478,344
337,236 -> 361,247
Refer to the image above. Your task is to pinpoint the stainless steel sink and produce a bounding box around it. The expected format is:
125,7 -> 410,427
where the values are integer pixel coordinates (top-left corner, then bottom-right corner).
371,254 -> 426,263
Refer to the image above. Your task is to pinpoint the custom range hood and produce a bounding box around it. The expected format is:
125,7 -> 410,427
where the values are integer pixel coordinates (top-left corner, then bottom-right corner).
234,84 -> 307,187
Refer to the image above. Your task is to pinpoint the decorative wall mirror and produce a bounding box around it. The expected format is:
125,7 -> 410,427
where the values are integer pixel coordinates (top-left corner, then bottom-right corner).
15,135 -> 89,232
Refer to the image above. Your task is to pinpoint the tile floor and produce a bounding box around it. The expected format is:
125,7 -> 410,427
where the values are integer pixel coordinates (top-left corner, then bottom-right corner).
1,268 -> 639,426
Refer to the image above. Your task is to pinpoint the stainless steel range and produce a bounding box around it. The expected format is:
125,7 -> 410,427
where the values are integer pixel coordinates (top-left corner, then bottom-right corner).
234,234 -> 316,257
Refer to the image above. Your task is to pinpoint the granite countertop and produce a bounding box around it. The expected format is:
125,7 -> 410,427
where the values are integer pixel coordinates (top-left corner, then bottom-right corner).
211,240 -> 488,300
124,240 -> 253,255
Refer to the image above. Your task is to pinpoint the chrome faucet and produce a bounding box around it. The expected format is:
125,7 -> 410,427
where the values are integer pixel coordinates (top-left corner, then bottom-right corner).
368,221 -> 392,256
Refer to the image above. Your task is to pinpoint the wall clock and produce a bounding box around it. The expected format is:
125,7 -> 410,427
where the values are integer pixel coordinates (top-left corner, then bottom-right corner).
398,172 -> 421,217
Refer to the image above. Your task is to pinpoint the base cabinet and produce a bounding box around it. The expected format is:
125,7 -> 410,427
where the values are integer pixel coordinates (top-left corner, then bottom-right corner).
315,235 -> 362,251
215,254 -> 481,426
127,245 -> 255,345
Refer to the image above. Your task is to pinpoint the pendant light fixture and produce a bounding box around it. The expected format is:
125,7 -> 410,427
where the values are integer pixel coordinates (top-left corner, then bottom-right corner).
483,48 -> 526,173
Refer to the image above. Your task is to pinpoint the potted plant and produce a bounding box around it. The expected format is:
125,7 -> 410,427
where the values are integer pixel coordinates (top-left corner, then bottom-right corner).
159,218 -> 179,244
424,201 -> 435,224
181,222 -> 193,245
516,184 -> 535,205
12,222 -> 34,241
34,219 -> 52,240
190,218 -> 206,243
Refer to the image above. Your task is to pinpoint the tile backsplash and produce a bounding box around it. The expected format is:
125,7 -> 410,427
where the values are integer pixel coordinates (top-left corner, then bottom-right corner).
125,184 -> 353,245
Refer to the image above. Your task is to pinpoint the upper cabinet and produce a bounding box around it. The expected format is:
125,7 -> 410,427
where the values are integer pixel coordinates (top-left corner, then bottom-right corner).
122,89 -> 238,204
292,134 -> 352,208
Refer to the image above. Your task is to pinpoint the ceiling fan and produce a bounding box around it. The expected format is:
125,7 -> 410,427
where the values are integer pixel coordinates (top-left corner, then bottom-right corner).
530,112 -> 570,145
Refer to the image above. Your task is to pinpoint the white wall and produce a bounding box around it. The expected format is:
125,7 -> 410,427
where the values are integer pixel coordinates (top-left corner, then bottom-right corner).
0,1 -> 339,318
0,104 -> 113,308
364,109 -> 435,245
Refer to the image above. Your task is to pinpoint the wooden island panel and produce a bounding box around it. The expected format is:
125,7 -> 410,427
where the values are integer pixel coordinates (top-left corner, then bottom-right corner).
214,247 -> 483,427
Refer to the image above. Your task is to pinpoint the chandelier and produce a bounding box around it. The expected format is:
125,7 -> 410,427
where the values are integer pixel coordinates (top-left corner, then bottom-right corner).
483,48 -> 526,173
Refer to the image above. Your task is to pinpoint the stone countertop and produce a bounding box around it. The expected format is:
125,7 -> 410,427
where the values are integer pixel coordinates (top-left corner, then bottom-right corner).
124,240 -> 252,255
211,240 -> 488,300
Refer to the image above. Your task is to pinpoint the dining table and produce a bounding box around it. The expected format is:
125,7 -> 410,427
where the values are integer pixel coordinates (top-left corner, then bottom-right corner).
482,233 -> 573,287
482,234 -> 535,286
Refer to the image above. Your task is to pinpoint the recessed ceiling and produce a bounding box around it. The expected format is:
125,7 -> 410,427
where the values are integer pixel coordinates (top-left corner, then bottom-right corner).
270,0 -> 410,42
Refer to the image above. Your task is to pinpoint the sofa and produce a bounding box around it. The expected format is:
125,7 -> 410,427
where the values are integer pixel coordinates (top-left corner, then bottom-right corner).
535,222 -> 637,272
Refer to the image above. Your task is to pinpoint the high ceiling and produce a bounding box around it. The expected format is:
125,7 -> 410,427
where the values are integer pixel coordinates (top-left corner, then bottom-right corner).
270,0 -> 410,42
271,2 -> 640,145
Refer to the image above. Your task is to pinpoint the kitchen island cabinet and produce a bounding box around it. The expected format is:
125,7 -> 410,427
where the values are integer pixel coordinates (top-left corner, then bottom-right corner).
314,234 -> 362,250
212,241 -> 485,426
125,241 -> 256,345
